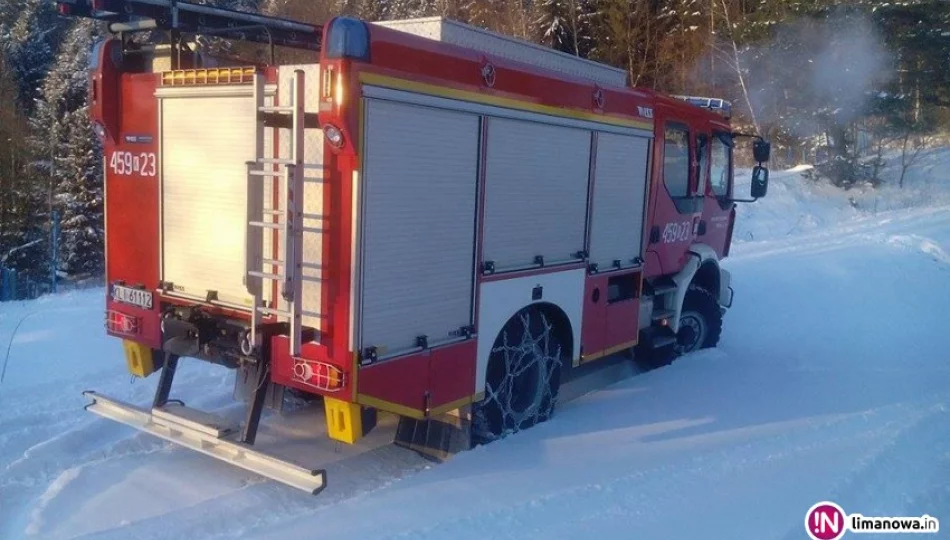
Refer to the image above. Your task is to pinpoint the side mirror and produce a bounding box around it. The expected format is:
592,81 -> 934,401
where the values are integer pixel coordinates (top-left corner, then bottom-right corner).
753,138 -> 770,163
751,166 -> 769,198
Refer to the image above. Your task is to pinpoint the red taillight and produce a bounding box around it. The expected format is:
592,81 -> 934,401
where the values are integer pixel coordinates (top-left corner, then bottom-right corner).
91,0 -> 105,10
292,359 -> 345,392
106,310 -> 139,336
56,3 -> 71,15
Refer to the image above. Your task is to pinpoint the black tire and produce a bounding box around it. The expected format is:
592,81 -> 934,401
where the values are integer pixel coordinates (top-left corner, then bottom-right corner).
471,308 -> 564,445
673,285 -> 723,355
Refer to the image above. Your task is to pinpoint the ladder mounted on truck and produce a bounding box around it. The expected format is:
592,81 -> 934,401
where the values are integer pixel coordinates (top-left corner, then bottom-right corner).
55,0 -> 322,51
245,69 -> 326,358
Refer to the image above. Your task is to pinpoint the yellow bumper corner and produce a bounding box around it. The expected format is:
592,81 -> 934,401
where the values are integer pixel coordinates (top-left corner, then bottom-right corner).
123,340 -> 159,378
324,396 -> 376,444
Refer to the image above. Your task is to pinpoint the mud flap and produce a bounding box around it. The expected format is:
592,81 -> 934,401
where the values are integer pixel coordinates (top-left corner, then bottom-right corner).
394,408 -> 472,461
233,361 -> 286,413
82,391 -> 327,495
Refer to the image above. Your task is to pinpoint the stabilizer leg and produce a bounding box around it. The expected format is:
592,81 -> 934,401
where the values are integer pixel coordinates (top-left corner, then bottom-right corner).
241,356 -> 270,445
153,353 -> 180,408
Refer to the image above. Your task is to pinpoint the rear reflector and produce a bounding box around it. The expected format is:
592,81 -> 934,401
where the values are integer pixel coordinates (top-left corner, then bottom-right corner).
293,359 -> 345,392
106,310 -> 140,336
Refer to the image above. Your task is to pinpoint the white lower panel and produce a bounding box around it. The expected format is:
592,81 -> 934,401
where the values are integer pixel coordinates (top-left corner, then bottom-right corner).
475,268 -> 585,393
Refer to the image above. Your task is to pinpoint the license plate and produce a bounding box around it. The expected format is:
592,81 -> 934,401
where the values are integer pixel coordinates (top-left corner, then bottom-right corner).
111,284 -> 154,310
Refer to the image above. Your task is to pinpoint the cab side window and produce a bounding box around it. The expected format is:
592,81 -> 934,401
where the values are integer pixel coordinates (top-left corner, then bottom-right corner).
710,132 -> 733,198
697,134 -> 709,196
663,123 -> 690,198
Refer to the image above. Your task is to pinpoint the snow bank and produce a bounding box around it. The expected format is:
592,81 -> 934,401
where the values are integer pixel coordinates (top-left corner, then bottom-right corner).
734,147 -> 950,243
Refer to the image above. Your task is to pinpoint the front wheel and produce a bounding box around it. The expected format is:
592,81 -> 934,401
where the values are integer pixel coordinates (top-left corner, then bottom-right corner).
673,285 -> 723,355
471,308 -> 564,445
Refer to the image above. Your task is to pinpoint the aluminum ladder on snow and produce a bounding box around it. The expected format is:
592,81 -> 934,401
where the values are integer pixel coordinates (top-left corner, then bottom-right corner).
83,391 -> 327,494
245,69 -> 324,356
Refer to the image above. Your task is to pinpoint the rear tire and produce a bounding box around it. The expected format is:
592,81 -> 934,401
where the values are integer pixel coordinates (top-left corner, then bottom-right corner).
471,307 -> 564,445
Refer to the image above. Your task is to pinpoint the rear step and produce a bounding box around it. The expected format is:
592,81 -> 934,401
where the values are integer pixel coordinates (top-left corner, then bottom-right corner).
83,391 -> 327,495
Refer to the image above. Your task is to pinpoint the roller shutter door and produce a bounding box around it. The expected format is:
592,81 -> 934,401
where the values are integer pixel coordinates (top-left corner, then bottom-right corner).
588,133 -> 650,270
360,100 -> 479,354
483,118 -> 591,271
161,94 -> 255,307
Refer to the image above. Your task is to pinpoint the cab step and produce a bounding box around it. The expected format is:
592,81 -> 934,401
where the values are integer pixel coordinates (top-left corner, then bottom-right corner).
641,325 -> 677,350
649,277 -> 678,296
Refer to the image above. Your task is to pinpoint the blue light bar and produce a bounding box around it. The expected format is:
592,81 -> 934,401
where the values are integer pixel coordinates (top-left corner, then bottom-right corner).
325,17 -> 370,61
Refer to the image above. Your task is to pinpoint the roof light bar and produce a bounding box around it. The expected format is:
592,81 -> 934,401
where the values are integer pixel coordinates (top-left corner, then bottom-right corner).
674,95 -> 733,118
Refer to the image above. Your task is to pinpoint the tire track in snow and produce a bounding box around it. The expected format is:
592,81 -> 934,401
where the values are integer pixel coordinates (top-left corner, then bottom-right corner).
61,444 -> 430,540
254,402 -> 935,540
776,402 -> 950,540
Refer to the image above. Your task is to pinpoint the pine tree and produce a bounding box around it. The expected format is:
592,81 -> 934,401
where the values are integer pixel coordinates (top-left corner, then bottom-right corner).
536,0 -> 595,57
55,107 -> 103,277
0,0 -> 67,112
31,19 -> 104,278
0,0 -> 66,281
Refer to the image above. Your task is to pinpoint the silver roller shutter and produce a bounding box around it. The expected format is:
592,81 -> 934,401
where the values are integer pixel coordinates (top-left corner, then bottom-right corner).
483,118 -> 591,271
588,133 -> 650,270
161,94 -> 256,307
360,100 -> 479,354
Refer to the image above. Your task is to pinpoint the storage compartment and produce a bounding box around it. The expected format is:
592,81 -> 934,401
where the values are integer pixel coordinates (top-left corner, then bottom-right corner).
159,88 -> 257,307
588,132 -> 650,271
482,118 -> 591,271
358,99 -> 480,355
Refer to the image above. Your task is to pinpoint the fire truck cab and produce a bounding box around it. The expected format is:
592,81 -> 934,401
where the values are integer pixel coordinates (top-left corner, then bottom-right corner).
60,0 -> 769,494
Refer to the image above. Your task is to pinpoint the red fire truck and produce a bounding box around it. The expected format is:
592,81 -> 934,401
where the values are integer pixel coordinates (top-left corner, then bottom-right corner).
58,0 -> 769,494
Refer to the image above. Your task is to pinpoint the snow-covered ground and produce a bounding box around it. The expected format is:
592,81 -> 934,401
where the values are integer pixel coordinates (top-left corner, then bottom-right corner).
1,153 -> 949,539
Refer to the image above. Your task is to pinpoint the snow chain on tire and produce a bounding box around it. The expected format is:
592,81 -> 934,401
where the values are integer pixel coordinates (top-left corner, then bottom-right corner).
472,308 -> 563,445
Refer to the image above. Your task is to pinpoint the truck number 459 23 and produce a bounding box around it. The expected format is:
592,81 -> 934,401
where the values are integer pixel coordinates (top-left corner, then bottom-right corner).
109,151 -> 156,177
661,220 -> 694,243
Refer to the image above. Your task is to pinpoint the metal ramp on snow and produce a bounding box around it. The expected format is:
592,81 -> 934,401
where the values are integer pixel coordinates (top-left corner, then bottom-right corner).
84,391 -> 327,494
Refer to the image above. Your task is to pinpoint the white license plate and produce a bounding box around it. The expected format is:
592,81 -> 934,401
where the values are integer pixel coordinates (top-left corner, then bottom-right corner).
110,284 -> 154,310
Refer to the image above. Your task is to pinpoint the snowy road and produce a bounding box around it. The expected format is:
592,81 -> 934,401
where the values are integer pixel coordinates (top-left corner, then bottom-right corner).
2,198 -> 949,538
